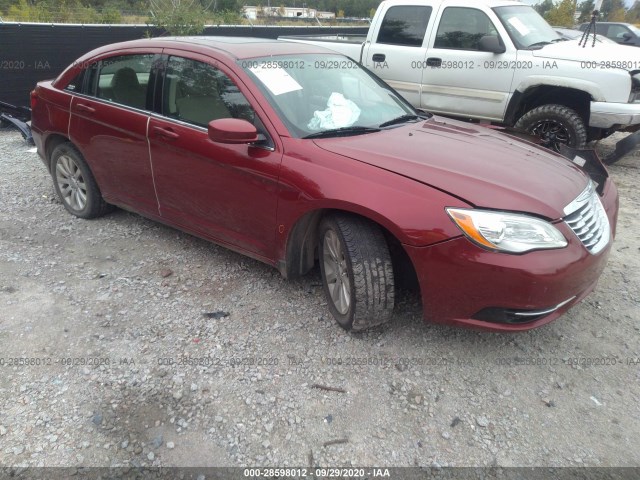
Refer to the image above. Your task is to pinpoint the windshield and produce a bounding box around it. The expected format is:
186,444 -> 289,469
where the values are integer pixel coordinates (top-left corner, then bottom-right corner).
240,54 -> 417,138
628,24 -> 640,36
493,5 -> 561,49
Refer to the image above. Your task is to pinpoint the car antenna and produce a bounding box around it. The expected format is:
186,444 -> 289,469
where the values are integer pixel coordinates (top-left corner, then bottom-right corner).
579,0 -> 604,48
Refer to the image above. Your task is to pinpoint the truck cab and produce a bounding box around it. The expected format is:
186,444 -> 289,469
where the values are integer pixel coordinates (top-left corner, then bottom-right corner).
283,0 -> 640,152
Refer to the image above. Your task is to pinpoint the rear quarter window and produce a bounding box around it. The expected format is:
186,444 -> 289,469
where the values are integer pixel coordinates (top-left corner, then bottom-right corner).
64,71 -> 85,93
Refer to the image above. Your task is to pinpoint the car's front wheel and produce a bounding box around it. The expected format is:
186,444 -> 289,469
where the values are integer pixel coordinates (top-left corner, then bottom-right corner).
514,104 -> 587,152
50,143 -> 112,219
318,213 -> 395,331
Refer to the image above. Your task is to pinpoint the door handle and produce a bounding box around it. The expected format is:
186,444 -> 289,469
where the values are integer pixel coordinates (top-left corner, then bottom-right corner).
372,53 -> 386,62
426,57 -> 442,67
76,103 -> 95,113
153,126 -> 179,139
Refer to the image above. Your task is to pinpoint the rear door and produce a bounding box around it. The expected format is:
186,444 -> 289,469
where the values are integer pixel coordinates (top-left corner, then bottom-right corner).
68,50 -> 161,216
147,51 -> 283,260
362,2 -> 435,107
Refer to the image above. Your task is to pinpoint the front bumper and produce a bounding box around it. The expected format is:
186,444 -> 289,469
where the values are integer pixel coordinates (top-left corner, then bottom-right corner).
404,180 -> 619,332
590,101 -> 640,129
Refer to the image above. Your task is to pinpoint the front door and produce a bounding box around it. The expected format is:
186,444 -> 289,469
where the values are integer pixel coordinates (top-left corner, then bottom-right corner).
148,53 -> 282,260
420,6 -> 516,120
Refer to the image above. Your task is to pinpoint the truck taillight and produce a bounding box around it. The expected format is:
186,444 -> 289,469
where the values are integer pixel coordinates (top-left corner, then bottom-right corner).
30,90 -> 38,110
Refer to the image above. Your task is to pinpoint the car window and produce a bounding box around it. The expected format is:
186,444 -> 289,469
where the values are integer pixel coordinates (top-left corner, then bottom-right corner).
607,24 -> 631,40
376,6 -> 432,47
163,56 -> 255,128
92,54 -> 154,110
434,7 -> 499,50
64,71 -> 85,93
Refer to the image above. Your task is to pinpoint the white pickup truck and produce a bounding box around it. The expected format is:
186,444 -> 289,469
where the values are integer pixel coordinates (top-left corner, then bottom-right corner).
281,0 -> 640,152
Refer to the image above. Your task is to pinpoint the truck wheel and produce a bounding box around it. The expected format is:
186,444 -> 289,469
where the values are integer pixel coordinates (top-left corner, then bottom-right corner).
318,213 -> 395,332
50,143 -> 112,219
514,104 -> 587,152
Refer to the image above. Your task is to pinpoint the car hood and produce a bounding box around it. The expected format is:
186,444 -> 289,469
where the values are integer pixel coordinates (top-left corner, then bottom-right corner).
313,116 -> 590,220
531,39 -> 636,64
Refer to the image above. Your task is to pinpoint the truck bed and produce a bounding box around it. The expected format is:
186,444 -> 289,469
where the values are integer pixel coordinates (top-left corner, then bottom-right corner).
279,34 -> 366,60
279,34 -> 367,44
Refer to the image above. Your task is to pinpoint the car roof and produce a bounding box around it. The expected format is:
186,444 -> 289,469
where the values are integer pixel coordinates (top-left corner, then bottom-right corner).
383,0 -> 524,6
85,36 -> 333,60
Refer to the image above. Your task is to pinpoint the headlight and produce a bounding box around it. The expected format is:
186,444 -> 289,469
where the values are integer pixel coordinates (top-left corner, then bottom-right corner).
446,208 -> 568,253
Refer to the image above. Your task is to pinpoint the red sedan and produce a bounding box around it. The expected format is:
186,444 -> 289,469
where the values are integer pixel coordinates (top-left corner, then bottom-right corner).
30,37 -> 618,332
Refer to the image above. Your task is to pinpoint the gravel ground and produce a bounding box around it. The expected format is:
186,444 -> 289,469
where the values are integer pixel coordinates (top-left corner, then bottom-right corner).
0,127 -> 638,471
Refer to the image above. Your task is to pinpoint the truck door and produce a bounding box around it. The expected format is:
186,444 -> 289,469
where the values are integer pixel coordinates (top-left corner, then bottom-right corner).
420,6 -> 516,120
362,3 -> 434,107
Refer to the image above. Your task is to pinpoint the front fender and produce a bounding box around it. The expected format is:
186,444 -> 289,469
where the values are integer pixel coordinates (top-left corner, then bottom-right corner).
273,147 -> 470,267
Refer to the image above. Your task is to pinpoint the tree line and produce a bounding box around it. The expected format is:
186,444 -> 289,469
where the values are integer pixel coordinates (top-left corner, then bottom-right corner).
536,0 -> 640,27
2,0 -> 639,27
0,0 -> 380,23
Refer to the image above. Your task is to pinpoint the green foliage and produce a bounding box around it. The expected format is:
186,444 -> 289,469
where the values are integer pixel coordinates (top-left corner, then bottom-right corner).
534,0 -> 554,17
577,0 -> 595,22
608,7 -> 626,21
4,0 -> 128,23
544,0 -> 577,27
600,0 -> 626,20
213,0 -> 239,12
625,1 -> 640,23
7,0 -> 53,22
1,0 -> 376,23
100,6 -> 123,23
148,0 -> 207,35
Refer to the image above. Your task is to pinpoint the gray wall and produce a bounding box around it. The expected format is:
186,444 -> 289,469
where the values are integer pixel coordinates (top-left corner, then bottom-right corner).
0,23 -> 368,109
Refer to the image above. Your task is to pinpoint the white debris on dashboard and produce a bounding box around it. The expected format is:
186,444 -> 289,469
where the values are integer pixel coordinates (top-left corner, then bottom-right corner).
308,92 -> 361,130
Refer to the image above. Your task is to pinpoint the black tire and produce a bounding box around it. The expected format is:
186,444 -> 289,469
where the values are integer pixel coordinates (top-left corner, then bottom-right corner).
514,104 -> 588,152
318,213 -> 395,332
50,143 -> 112,219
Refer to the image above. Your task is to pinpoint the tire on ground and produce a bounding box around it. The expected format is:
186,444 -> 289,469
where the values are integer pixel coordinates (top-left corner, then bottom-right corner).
318,213 -> 395,332
50,142 -> 113,219
514,104 -> 587,151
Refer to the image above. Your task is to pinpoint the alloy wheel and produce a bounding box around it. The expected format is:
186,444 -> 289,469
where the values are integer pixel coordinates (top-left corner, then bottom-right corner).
322,229 -> 351,315
55,154 -> 87,211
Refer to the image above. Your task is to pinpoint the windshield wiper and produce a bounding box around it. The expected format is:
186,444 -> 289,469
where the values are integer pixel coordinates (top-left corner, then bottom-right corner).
378,114 -> 427,128
303,126 -> 380,139
527,41 -> 552,49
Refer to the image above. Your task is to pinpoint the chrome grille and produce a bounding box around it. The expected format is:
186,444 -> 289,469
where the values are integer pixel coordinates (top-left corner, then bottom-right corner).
563,182 -> 610,255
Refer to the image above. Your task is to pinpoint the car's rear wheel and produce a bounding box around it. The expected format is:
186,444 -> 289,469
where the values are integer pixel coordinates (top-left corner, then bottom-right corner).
514,104 -> 587,152
50,143 -> 112,219
318,213 -> 394,331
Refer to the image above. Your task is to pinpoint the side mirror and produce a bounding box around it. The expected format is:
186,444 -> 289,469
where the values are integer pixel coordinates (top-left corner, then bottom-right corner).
622,32 -> 633,41
208,118 -> 258,144
478,35 -> 506,54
